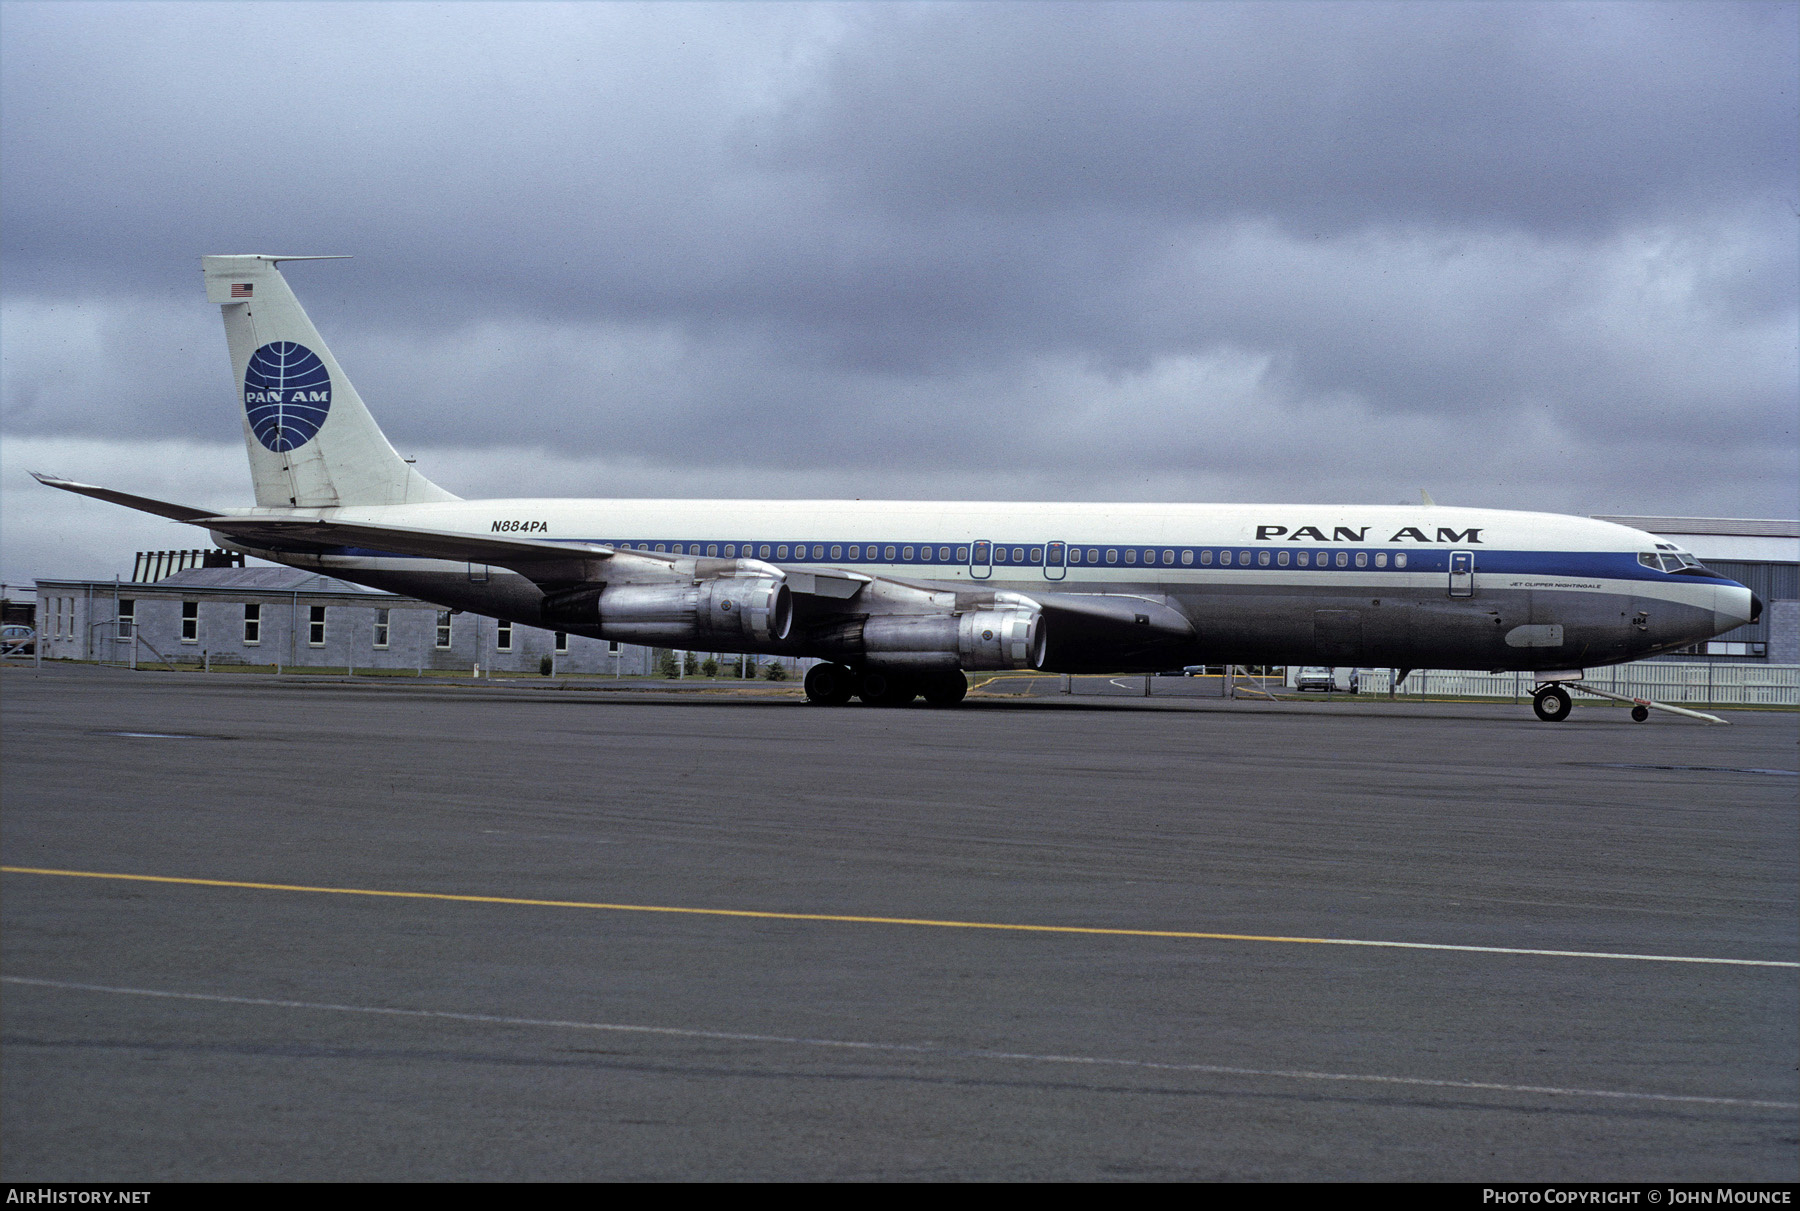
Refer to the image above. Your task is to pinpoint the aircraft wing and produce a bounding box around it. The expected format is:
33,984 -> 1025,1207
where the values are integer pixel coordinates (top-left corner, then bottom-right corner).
193,514 -> 621,568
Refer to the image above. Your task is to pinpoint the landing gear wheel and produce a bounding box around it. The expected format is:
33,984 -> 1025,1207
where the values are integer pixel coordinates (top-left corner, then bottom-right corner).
804,663 -> 856,706
1631,704 -> 1650,723
921,671 -> 969,707
857,670 -> 917,706
1532,685 -> 1572,722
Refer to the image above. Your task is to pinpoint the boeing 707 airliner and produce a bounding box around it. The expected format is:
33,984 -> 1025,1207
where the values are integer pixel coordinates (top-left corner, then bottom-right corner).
34,255 -> 1761,721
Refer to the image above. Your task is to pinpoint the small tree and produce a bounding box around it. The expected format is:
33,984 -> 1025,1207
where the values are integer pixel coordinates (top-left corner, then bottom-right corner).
657,649 -> 679,679
683,651 -> 700,676
538,654 -> 554,676
763,661 -> 788,681
701,656 -> 719,678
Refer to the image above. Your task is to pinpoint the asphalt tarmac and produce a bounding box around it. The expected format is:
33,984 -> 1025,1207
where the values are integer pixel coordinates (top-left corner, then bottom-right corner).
2,664 -> 1795,1181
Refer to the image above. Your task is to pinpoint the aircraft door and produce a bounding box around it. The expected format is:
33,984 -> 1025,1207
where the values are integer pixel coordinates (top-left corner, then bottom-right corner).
1043,541 -> 1066,581
970,540 -> 993,580
1448,550 -> 1474,597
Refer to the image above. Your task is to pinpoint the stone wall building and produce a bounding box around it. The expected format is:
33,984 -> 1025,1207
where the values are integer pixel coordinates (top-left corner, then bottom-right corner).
31,563 -> 799,678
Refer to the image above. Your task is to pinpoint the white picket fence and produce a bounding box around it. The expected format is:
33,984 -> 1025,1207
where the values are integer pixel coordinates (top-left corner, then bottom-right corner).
1351,663 -> 1799,707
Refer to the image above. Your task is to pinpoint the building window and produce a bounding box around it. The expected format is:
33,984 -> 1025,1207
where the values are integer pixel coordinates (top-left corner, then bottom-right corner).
497,619 -> 513,651
243,603 -> 260,645
309,605 -> 327,646
116,599 -> 135,640
555,631 -> 569,653
181,601 -> 199,642
374,608 -> 390,648
436,611 -> 453,649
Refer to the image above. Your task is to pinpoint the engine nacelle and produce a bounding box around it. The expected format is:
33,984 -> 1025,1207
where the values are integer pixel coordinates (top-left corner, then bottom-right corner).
546,574 -> 791,648
861,607 -> 1044,671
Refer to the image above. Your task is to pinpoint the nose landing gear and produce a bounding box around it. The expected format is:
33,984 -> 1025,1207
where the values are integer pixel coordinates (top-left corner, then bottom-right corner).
1532,684 -> 1572,722
1530,676 -> 1727,725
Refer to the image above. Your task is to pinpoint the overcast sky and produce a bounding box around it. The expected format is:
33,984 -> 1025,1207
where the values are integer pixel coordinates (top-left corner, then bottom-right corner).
2,0 -> 1795,587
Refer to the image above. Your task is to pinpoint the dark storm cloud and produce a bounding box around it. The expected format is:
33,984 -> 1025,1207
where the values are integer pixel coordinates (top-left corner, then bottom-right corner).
1,0 -> 1795,590
759,1 -> 1798,234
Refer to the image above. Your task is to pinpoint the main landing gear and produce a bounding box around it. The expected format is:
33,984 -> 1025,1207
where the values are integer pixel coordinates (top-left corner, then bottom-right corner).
803,663 -> 968,708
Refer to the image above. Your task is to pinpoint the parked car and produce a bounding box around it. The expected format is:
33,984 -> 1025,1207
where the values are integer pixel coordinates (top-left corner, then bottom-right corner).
0,624 -> 36,656
1295,666 -> 1336,692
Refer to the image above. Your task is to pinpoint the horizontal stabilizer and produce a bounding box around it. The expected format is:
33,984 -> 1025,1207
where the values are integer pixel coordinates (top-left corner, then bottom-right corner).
31,472 -> 219,524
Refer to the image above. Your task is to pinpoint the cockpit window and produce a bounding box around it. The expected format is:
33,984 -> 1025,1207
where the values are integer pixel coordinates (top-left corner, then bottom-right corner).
1660,552 -> 1702,573
1638,552 -> 1659,570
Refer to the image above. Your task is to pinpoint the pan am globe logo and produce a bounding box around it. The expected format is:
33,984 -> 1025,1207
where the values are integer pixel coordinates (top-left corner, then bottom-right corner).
243,342 -> 332,452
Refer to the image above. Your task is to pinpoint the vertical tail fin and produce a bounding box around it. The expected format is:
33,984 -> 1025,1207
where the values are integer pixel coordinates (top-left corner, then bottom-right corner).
202,255 -> 457,509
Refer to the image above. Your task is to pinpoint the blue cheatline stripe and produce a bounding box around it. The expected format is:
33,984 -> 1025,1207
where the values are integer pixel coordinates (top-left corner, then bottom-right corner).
303,540 -> 1732,586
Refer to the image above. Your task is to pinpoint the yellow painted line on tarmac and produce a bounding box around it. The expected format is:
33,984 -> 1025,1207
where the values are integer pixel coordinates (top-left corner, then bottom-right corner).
4,865 -> 1794,968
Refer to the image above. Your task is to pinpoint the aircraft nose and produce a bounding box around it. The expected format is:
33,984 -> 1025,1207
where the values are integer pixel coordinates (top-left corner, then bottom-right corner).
1714,583 -> 1757,633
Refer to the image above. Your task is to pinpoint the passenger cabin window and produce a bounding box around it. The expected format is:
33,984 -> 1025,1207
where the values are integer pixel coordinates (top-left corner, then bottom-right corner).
1335,552 -> 1349,568
1395,553 -> 1408,568
1277,551 -> 1289,567
1201,550 -> 1213,565
1355,552 -> 1368,568
1219,551 -> 1232,566
1375,553 -> 1388,568
1181,550 -> 1193,566
1258,551 -> 1271,566
1106,549 -> 1118,564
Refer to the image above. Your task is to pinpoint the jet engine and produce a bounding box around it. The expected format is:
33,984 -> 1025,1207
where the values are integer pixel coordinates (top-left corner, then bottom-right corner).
860,607 -> 1045,671
543,573 -> 791,647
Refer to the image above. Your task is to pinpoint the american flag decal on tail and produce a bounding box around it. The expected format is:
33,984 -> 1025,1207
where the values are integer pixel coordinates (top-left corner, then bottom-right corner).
230,283 -> 253,298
